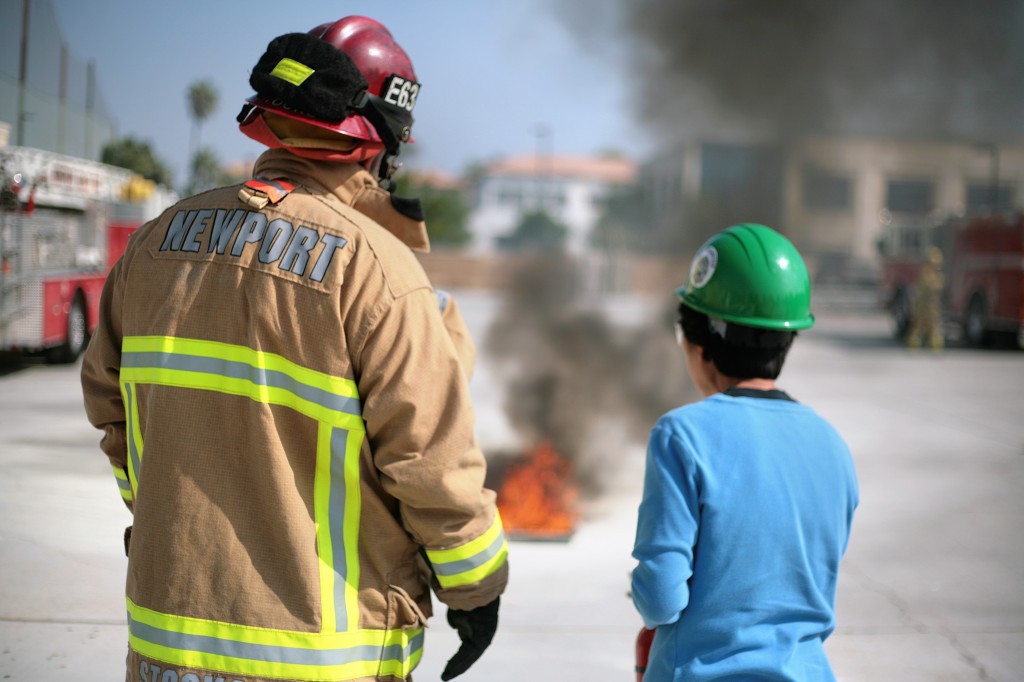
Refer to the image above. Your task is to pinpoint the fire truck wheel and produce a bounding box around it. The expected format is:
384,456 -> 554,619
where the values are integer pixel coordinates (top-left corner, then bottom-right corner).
964,295 -> 990,348
49,294 -> 88,364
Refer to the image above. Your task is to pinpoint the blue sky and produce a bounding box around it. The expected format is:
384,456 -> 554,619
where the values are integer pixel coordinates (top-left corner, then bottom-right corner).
48,0 -> 647,184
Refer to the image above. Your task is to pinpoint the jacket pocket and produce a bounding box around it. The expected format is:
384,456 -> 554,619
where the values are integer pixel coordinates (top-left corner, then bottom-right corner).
386,564 -> 429,630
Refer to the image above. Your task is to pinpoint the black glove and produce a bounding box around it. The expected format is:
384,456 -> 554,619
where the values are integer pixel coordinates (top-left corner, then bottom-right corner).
441,597 -> 500,681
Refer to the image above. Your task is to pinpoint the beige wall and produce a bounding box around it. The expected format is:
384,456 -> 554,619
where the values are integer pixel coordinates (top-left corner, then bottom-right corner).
418,251 -> 688,297
784,137 -> 1024,263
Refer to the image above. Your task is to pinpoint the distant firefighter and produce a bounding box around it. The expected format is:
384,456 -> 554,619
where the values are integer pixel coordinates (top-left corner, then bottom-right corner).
907,246 -> 945,351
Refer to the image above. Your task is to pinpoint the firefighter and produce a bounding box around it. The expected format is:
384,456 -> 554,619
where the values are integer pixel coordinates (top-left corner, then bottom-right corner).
631,224 -> 858,681
907,245 -> 945,351
81,16 -> 506,682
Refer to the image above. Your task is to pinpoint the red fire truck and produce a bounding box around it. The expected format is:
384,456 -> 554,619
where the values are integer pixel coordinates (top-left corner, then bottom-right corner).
878,211 -> 1024,348
0,146 -> 176,362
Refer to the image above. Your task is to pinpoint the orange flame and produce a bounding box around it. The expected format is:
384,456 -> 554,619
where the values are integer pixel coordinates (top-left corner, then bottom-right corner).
496,441 -> 579,538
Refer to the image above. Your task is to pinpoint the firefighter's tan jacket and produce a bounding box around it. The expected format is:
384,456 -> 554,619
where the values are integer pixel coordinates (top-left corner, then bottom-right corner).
81,149 -> 507,682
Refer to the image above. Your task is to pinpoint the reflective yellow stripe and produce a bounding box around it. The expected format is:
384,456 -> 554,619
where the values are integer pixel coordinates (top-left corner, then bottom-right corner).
120,336 -> 363,431
270,58 -> 315,86
427,513 -> 509,588
118,335 -> 373,674
435,540 -> 509,589
123,336 -> 356,396
314,423 -> 338,633
120,382 -> 144,497
112,465 -> 133,503
314,423 -> 365,634
429,511 -> 504,561
342,424 -> 363,632
128,598 -> 422,681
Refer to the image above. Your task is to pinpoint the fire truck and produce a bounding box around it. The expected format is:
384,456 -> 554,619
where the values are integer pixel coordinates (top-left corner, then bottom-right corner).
0,146 -> 176,362
878,211 -> 1024,348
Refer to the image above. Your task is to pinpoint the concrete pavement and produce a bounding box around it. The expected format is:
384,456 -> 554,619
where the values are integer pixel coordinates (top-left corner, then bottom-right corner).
1,292 -> 1022,681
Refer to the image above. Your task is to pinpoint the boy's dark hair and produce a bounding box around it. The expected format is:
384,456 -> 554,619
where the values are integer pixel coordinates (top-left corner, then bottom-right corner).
678,303 -> 796,380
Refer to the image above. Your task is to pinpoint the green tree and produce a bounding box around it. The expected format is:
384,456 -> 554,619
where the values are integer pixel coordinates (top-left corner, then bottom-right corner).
100,137 -> 174,187
186,79 -> 219,159
183,147 -> 233,195
498,209 -> 568,252
393,174 -> 472,247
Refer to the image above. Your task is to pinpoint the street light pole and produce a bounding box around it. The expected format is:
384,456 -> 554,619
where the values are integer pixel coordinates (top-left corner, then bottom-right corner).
17,0 -> 30,146
532,123 -> 553,208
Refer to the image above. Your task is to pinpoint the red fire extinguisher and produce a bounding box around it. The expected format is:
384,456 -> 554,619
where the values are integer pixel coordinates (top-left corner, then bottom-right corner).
635,627 -> 655,681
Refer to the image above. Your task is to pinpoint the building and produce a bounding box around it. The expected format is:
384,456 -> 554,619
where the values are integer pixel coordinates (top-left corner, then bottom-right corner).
641,136 -> 1024,281
467,154 -> 636,255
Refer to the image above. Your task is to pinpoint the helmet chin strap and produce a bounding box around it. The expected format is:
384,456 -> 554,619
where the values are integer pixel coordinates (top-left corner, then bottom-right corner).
366,151 -> 389,185
375,153 -> 402,191
349,90 -> 410,190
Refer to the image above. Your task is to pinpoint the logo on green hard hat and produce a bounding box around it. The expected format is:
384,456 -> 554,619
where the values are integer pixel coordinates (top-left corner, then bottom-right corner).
689,246 -> 718,288
676,223 -> 815,331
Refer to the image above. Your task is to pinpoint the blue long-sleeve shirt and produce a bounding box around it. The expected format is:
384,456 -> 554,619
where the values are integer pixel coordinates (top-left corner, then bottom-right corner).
632,389 -> 858,681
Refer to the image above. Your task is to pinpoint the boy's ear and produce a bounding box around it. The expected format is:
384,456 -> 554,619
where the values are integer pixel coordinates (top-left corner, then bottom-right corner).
700,345 -> 714,364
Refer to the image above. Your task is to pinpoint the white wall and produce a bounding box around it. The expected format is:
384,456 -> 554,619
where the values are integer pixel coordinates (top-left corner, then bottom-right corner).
468,174 -> 621,255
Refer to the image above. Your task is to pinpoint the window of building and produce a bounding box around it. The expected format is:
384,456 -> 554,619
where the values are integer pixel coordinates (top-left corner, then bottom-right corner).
801,166 -> 852,210
701,144 -> 755,195
886,179 -> 935,214
497,181 -> 522,207
965,182 -> 1014,213
542,185 -> 567,208
698,143 -> 784,227
490,177 -> 567,211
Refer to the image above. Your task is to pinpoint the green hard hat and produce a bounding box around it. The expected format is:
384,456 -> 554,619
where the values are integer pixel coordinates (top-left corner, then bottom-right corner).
676,223 -> 815,330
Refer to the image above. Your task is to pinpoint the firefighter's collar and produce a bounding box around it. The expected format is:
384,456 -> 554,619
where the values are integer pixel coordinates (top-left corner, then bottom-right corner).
253,149 -> 430,252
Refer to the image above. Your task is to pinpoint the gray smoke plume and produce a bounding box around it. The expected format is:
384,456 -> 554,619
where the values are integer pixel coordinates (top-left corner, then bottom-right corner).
485,256 -> 696,498
551,0 -> 1024,141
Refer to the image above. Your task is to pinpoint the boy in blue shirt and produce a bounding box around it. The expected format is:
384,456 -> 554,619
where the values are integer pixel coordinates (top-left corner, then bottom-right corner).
631,224 -> 858,681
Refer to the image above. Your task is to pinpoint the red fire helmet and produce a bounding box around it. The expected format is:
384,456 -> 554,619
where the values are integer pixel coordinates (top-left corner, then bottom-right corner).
244,16 -> 419,144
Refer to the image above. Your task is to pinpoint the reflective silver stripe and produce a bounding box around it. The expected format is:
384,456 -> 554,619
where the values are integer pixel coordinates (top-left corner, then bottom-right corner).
329,426 -> 350,631
115,475 -> 132,495
124,383 -> 142,487
128,614 -> 424,666
121,351 -> 361,417
431,530 -> 507,578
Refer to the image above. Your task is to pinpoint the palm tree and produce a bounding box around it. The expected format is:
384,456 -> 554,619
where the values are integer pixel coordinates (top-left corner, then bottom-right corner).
186,79 -> 218,160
